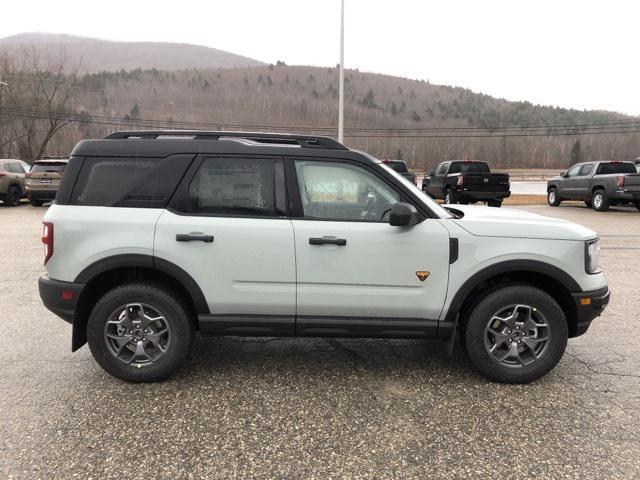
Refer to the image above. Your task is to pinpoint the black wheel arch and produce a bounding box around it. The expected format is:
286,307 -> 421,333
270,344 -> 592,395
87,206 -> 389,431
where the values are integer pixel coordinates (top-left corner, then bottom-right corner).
72,254 -> 208,351
445,260 -> 582,337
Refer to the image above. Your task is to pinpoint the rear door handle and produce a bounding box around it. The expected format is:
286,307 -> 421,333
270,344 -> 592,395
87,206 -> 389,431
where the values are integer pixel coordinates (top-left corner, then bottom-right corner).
176,233 -> 214,243
309,237 -> 347,246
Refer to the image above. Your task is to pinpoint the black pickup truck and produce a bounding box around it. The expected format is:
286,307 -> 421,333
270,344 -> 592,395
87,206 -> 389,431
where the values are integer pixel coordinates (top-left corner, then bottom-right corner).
382,159 -> 417,185
547,160 -> 640,211
422,160 -> 510,207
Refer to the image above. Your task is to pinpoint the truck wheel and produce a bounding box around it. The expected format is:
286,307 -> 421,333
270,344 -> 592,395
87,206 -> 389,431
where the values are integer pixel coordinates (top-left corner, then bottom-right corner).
5,185 -> 21,207
29,198 -> 44,207
591,189 -> 609,211
444,188 -> 457,204
87,282 -> 194,382
635,202 -> 640,212
463,285 -> 568,383
487,200 -> 502,208
547,188 -> 561,206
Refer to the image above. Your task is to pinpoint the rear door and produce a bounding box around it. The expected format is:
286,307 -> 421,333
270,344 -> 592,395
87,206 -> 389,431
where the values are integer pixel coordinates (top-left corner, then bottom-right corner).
289,158 -> 450,335
154,155 -> 296,334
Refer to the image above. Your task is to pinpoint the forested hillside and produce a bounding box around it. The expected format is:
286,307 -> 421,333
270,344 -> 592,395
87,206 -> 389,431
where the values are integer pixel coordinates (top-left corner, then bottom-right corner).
1,47 -> 639,170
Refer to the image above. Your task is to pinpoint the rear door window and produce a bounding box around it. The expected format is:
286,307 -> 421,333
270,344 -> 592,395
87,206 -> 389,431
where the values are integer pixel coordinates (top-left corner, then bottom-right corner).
579,164 -> 594,176
187,157 -> 276,216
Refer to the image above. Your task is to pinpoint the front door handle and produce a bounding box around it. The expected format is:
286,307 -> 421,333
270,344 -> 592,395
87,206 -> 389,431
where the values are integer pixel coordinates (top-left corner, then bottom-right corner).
176,233 -> 214,243
309,237 -> 347,246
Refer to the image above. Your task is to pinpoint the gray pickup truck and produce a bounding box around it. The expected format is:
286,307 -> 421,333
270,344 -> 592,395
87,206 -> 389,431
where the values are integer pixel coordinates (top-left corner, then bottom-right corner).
547,160 -> 640,211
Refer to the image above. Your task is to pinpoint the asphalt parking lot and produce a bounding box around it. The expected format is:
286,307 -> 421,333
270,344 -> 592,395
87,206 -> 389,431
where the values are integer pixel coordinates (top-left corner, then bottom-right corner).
1,202 -> 639,479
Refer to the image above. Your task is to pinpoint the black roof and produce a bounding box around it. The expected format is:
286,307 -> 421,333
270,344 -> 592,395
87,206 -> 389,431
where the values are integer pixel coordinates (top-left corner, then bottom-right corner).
70,130 -> 376,161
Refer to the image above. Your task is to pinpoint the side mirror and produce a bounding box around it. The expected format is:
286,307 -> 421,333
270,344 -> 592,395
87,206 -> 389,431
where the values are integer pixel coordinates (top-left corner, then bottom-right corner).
428,169 -> 435,176
390,202 -> 419,227
560,171 -> 567,178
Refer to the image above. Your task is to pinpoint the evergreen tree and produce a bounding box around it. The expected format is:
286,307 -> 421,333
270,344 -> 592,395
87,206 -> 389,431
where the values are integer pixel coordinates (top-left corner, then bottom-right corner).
570,139 -> 582,165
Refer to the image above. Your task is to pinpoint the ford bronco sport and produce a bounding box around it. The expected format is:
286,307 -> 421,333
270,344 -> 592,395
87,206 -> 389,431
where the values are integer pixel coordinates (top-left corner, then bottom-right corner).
38,131 -> 610,383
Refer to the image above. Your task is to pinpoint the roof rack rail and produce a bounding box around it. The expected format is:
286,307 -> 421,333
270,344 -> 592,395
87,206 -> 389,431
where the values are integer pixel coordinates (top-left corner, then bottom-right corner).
103,130 -> 347,150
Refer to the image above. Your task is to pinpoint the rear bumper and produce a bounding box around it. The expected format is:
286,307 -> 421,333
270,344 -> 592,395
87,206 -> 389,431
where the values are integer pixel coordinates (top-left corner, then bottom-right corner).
458,190 -> 511,201
38,275 -> 84,324
570,286 -> 610,337
622,189 -> 640,200
27,190 -> 57,200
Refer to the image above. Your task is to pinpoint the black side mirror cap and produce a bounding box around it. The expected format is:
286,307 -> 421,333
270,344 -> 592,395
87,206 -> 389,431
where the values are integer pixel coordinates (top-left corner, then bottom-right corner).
389,202 -> 419,227
560,171 -> 567,177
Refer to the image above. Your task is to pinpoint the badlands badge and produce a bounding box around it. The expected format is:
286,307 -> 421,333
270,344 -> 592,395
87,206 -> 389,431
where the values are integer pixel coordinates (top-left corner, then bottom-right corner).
416,271 -> 430,282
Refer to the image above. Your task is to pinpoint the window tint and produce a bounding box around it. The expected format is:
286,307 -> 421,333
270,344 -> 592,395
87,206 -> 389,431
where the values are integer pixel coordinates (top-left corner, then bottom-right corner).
435,163 -> 448,175
3,162 -> 18,173
188,157 -> 275,216
596,162 -> 636,175
566,165 -> 582,177
295,160 -> 400,222
71,157 -> 159,206
30,162 -> 67,173
579,164 -> 594,176
448,162 -> 490,174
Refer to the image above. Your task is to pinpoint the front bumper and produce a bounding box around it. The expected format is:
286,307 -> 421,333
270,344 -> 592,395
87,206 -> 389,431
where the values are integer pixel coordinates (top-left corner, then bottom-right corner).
570,286 -> 610,337
38,275 -> 84,324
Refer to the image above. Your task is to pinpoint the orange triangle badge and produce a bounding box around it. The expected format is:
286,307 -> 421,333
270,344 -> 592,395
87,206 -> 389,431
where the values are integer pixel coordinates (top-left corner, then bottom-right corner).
416,271 -> 430,281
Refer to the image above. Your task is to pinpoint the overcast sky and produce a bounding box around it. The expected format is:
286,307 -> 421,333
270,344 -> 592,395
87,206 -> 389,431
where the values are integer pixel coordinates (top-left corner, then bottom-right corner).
3,0 -> 639,115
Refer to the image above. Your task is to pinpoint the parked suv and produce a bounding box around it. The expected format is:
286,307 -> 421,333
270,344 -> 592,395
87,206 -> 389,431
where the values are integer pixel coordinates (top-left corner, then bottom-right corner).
25,158 -> 68,206
0,159 -> 30,206
39,131 -> 609,384
547,160 -> 640,211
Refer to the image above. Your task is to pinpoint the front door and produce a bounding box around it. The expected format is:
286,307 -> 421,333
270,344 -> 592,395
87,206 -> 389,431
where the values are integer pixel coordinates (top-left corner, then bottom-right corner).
289,158 -> 451,336
558,164 -> 583,199
154,155 -> 296,334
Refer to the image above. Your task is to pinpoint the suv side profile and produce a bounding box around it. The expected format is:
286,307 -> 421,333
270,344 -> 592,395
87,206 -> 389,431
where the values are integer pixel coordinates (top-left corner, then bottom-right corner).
0,159 -> 30,206
39,131 -> 609,384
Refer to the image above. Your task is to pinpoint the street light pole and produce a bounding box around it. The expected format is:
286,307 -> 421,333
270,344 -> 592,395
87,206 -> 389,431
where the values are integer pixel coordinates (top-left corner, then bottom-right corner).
338,0 -> 345,143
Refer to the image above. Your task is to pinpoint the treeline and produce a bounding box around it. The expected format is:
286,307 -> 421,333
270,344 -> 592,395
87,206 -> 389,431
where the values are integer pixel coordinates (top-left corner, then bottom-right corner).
2,50 -> 639,170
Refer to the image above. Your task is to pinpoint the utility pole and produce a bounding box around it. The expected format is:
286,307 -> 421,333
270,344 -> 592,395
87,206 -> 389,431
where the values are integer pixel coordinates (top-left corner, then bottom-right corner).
338,0 -> 345,143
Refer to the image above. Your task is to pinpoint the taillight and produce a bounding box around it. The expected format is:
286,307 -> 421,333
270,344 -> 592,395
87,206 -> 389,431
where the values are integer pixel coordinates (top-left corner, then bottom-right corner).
0,172 -> 5,178
42,222 -> 54,264
457,176 -> 464,187
616,176 -> 625,189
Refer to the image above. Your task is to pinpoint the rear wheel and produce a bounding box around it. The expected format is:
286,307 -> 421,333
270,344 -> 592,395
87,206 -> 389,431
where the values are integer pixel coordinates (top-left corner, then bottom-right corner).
5,185 -> 21,206
87,283 -> 194,382
591,189 -> 609,211
444,188 -> 457,204
635,202 -> 640,212
29,198 -> 44,207
464,285 -> 568,383
547,188 -> 561,207
487,200 -> 502,208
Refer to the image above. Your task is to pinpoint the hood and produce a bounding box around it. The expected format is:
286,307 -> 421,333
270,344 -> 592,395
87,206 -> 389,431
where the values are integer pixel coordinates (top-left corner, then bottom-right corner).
446,205 -> 597,241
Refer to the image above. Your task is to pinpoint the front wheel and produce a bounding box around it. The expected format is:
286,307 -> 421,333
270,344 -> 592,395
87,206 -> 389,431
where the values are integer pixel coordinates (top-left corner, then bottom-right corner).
547,188 -> 561,207
87,283 -> 194,382
464,285 -> 568,383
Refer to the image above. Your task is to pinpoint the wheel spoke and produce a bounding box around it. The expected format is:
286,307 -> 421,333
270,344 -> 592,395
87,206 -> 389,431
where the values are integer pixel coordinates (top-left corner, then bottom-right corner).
130,341 -> 150,363
141,312 -> 165,329
145,329 -> 168,348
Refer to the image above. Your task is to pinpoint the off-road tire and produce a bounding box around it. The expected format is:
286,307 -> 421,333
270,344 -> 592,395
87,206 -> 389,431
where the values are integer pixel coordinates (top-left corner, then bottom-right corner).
464,285 -> 568,384
87,282 -> 194,382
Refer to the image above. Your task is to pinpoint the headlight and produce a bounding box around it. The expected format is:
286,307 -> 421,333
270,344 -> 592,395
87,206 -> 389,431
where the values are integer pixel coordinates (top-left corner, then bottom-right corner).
585,239 -> 602,274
